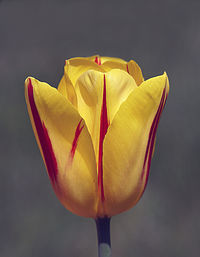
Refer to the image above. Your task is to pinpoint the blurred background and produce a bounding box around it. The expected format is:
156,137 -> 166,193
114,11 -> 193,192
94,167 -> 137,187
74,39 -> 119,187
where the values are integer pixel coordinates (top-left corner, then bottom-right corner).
1,0 -> 200,256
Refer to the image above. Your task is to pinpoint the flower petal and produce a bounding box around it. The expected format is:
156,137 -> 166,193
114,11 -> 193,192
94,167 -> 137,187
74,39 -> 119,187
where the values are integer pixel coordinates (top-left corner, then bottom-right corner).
65,58 -> 105,86
105,69 -> 138,122
57,58 -> 106,106
25,77 -> 98,217
127,60 -> 144,85
57,75 -> 77,107
75,70 -> 103,159
103,73 -> 169,216
75,69 -> 137,216
100,56 -> 127,64
86,55 -> 127,65
75,69 -> 137,160
103,59 -> 144,86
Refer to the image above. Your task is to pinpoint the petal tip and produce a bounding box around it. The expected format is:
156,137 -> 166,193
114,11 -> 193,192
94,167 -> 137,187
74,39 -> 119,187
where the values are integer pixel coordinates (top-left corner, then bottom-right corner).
25,77 -> 31,86
25,76 -> 37,88
162,72 -> 170,94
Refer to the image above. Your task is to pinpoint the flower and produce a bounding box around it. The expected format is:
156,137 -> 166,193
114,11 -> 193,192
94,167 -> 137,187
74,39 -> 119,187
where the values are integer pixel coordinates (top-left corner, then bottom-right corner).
25,55 -> 169,218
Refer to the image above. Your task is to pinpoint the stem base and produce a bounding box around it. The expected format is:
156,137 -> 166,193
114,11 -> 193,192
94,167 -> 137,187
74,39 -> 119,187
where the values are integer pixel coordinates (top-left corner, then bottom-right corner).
95,217 -> 111,257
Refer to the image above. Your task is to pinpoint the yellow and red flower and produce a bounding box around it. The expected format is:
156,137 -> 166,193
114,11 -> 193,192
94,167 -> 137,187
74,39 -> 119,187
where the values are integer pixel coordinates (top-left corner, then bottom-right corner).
25,55 -> 169,218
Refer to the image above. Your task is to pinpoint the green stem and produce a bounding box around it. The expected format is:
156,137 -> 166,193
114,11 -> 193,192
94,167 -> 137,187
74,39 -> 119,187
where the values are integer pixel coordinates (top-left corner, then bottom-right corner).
95,217 -> 111,257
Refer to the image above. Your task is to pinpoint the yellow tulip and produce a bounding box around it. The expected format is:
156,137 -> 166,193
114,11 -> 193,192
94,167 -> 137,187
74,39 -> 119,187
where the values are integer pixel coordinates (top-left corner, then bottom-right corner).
25,55 -> 169,218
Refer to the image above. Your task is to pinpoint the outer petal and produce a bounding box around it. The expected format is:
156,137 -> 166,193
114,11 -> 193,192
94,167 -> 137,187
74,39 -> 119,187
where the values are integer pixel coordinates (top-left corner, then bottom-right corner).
25,77 -> 98,217
103,73 -> 169,216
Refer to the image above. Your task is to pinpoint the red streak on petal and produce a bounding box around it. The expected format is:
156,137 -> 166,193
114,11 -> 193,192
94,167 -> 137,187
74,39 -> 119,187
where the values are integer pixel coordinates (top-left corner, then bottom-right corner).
95,56 -> 101,65
141,86 -> 167,192
98,75 -> 109,202
42,123 -> 58,183
27,79 -> 58,184
126,64 -> 130,74
70,119 -> 84,160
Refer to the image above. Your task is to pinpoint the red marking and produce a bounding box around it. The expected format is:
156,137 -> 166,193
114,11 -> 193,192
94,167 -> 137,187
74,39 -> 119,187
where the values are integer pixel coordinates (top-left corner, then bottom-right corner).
27,79 -> 58,184
70,120 -> 84,160
141,86 -> 167,193
98,75 -> 109,202
126,64 -> 130,74
95,56 -> 101,65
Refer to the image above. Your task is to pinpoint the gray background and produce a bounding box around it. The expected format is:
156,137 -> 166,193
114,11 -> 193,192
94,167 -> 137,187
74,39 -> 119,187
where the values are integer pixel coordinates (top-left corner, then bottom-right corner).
1,0 -> 200,256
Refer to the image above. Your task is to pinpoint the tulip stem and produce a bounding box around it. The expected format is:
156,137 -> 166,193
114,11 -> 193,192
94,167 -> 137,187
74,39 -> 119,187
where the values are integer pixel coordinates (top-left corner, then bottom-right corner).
95,217 -> 111,257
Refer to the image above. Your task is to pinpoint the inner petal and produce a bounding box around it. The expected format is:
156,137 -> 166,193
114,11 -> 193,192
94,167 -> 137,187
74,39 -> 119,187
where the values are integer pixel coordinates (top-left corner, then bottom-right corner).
75,70 -> 103,158
75,69 -> 137,161
75,69 -> 137,214
105,69 -> 137,122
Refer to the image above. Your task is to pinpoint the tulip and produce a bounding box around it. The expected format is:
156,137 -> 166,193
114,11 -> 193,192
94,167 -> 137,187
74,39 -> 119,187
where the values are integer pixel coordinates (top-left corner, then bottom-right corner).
25,55 -> 169,257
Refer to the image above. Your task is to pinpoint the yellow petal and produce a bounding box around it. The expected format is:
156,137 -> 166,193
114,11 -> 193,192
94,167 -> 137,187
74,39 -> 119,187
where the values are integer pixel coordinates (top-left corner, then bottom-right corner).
86,55 -> 127,65
57,75 -> 77,107
75,70 -> 103,159
58,57 -> 143,107
25,77 -> 98,217
85,55 -> 128,73
102,61 -> 127,72
105,69 -> 138,122
102,59 -> 144,86
100,56 -> 127,64
75,69 -> 137,161
127,60 -> 144,85
57,58 -> 106,107
75,69 -> 137,215
103,73 -> 169,216
65,58 -> 105,86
